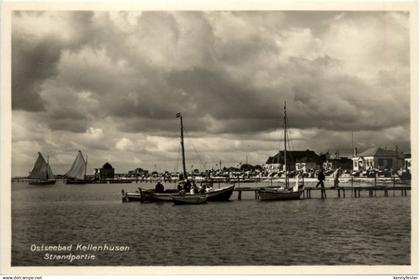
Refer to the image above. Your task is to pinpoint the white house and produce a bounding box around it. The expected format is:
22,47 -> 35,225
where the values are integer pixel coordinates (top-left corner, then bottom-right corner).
352,147 -> 405,171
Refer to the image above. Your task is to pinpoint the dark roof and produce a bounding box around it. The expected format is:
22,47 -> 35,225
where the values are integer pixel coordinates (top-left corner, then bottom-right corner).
266,150 -> 322,164
329,157 -> 352,163
357,147 -> 398,157
102,162 -> 113,169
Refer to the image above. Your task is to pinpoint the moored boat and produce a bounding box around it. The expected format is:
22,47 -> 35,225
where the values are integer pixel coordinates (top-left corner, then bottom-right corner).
257,101 -> 304,201
206,185 -> 235,201
258,185 -> 304,200
172,194 -> 207,205
28,152 -> 56,185
122,112 -> 232,204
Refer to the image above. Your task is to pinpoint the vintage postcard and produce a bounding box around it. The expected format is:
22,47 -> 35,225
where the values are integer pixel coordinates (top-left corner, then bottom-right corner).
0,0 -> 418,276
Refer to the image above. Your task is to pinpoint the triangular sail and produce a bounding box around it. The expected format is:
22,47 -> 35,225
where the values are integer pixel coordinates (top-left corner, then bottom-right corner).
65,151 -> 87,180
29,152 -> 54,180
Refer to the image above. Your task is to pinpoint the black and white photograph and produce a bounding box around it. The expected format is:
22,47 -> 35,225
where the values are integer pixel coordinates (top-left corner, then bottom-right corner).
1,1 -> 418,276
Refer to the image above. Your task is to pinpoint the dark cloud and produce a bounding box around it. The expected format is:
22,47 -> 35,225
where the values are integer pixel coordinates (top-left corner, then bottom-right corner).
47,118 -> 89,133
11,11 -> 411,176
12,34 -> 62,111
11,11 -> 95,111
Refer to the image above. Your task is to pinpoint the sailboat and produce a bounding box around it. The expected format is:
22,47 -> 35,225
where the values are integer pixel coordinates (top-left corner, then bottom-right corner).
122,112 -> 234,203
170,112 -> 207,204
257,101 -> 304,200
65,150 -> 89,184
28,152 -> 56,185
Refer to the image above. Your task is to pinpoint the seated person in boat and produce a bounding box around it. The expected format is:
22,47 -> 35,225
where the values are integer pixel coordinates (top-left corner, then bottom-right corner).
191,180 -> 200,193
155,181 -> 165,192
198,184 -> 207,193
176,180 -> 191,192
184,180 -> 192,191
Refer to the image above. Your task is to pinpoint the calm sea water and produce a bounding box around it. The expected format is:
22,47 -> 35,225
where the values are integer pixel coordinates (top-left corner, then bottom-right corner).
12,181 -> 411,266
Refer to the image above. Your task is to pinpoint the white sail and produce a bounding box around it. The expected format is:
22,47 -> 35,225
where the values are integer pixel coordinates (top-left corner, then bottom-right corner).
29,152 -> 54,180
65,151 -> 87,180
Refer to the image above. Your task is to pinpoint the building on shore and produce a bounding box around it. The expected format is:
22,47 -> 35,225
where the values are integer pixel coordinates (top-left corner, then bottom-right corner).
265,150 -> 323,172
95,162 -> 115,179
128,168 -> 149,178
323,157 -> 353,170
403,153 -> 411,171
352,146 -> 405,172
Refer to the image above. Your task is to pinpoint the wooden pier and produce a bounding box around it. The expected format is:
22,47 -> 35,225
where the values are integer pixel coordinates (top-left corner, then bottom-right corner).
234,185 -> 410,200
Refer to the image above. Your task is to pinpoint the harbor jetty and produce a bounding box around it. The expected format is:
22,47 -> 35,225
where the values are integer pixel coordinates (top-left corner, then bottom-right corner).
235,185 -> 410,200
234,176 -> 410,200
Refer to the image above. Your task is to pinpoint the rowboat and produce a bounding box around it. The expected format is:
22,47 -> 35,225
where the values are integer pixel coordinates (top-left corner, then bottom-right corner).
172,194 -> 207,205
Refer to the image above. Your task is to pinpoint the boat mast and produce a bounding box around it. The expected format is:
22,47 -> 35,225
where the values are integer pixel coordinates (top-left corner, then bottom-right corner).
46,155 -> 50,180
284,101 -> 288,188
85,153 -> 88,179
177,112 -> 187,180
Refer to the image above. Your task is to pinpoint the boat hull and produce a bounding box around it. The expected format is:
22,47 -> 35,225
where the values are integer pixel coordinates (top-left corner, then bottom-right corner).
151,192 -> 176,202
257,188 -> 303,201
172,194 -> 207,205
206,185 -> 235,201
29,180 -> 56,185
122,189 -> 179,202
66,179 -> 89,184
121,186 -> 234,203
122,192 -> 141,202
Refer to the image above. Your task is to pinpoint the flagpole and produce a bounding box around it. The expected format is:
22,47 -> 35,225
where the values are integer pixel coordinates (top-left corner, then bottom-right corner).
177,113 -> 187,180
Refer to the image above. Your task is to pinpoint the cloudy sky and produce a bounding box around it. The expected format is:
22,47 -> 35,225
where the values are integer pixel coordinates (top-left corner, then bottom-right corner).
11,11 -> 410,176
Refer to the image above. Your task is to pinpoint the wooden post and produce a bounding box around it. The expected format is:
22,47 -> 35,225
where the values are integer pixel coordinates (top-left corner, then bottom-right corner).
385,189 -> 388,197
238,190 -> 242,200
138,187 -> 144,203
343,188 -> 346,198
254,190 -> 258,200
358,188 -> 361,197
121,189 -> 126,203
321,188 -> 326,199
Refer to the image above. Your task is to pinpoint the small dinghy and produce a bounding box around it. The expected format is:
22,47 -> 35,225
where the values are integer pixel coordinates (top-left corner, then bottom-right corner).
171,194 -> 207,205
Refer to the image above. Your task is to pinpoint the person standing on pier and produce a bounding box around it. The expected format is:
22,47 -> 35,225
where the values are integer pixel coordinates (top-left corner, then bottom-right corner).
316,169 -> 325,189
332,168 -> 342,189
